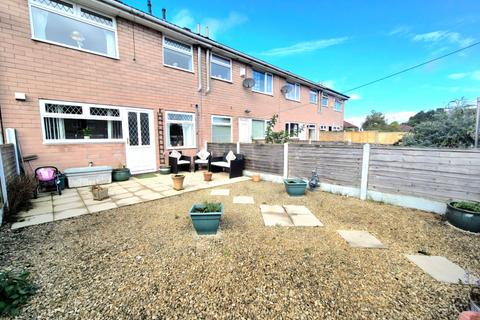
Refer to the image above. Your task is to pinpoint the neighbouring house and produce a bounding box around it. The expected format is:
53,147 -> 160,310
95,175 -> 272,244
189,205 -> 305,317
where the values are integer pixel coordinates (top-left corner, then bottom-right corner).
343,121 -> 359,131
0,0 -> 349,174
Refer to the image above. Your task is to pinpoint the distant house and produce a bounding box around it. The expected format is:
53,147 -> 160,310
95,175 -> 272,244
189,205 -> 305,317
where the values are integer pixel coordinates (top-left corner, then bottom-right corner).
343,121 -> 359,131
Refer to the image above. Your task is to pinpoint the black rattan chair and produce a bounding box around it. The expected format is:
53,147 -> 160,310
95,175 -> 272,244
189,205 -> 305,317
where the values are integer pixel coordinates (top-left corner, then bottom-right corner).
209,152 -> 245,178
169,151 -> 192,174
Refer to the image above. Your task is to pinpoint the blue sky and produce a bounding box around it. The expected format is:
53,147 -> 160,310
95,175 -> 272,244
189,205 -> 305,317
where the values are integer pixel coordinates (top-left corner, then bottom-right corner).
124,0 -> 480,126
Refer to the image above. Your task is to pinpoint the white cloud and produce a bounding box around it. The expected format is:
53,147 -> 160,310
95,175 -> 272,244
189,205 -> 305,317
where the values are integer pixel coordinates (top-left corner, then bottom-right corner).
388,25 -> 411,36
384,111 -> 417,124
260,37 -> 348,57
171,9 -> 247,39
412,30 -> 475,47
322,80 -> 335,89
349,93 -> 361,100
345,116 -> 365,128
448,72 -> 467,80
471,70 -> 480,80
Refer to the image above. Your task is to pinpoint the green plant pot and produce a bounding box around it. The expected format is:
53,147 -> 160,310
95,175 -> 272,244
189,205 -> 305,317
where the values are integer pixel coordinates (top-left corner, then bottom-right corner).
112,168 -> 131,182
284,178 -> 307,196
189,203 -> 224,235
446,201 -> 480,233
159,166 -> 171,175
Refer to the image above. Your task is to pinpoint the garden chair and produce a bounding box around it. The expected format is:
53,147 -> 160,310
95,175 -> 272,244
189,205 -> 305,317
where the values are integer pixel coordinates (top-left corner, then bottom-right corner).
194,149 -> 211,172
34,166 -> 62,198
209,151 -> 245,178
169,150 -> 192,174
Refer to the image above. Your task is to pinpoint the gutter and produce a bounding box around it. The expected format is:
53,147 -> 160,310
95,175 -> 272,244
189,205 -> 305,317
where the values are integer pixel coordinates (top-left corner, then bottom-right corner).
95,0 -> 349,100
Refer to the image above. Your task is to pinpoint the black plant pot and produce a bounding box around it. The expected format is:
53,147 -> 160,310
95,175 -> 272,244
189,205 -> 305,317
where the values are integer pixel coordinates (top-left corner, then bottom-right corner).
446,201 -> 480,233
112,168 -> 131,182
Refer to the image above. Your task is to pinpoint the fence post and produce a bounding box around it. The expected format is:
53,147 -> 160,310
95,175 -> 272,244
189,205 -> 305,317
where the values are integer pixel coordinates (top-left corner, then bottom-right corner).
283,143 -> 289,178
360,143 -> 370,200
0,150 -> 8,223
236,141 -> 240,154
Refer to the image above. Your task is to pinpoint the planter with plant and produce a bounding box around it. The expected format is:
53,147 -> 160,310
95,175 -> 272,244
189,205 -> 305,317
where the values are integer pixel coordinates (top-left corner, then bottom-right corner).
82,127 -> 92,139
171,174 -> 185,191
284,178 -> 308,196
112,164 -> 130,182
203,171 -> 212,181
446,201 -> 480,233
189,201 -> 224,235
0,271 -> 36,316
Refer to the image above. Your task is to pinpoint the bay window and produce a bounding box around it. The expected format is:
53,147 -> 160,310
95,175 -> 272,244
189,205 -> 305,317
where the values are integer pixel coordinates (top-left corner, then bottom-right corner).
211,53 -> 232,81
166,112 -> 195,148
211,116 -> 232,143
252,69 -> 273,94
40,100 -> 122,143
285,82 -> 300,101
29,0 -> 118,58
163,37 -> 193,71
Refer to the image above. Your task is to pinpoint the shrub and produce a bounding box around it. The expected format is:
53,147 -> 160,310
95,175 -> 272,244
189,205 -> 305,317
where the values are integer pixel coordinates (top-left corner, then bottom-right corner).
453,201 -> 480,213
6,175 -> 36,220
193,202 -> 222,213
0,271 -> 36,316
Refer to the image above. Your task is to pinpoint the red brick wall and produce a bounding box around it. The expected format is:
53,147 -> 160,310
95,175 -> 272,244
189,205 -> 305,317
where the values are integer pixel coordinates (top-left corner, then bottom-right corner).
0,0 -> 345,171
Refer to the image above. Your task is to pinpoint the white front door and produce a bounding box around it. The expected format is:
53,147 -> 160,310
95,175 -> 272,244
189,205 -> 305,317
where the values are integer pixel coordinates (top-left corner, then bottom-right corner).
238,118 -> 251,143
123,108 -> 156,174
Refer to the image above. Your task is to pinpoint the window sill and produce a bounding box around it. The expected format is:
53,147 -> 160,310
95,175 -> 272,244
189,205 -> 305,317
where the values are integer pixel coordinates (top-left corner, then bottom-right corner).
252,90 -> 273,97
32,37 -> 119,60
286,98 -> 301,103
163,63 -> 195,74
43,139 -> 124,145
211,76 -> 233,84
167,146 -> 197,150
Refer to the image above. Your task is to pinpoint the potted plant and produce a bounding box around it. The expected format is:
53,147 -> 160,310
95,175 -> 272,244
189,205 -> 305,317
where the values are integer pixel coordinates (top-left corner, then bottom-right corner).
446,201 -> 480,233
171,174 -> 185,191
159,166 -> 171,175
203,171 -> 212,181
82,127 -> 92,139
284,178 -> 308,196
112,164 -> 131,182
252,174 -> 261,182
189,201 -> 224,235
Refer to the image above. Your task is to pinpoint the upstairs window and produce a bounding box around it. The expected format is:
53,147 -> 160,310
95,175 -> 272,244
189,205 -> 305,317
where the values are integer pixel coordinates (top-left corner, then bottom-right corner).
163,37 -> 193,71
334,99 -> 342,111
166,112 -> 195,148
285,82 -> 300,101
29,0 -> 118,58
309,90 -> 318,104
322,92 -> 329,107
252,69 -> 273,95
211,53 -> 232,81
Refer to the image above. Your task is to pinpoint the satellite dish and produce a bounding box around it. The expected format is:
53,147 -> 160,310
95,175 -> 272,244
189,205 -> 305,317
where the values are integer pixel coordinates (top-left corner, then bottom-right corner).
281,84 -> 292,94
243,78 -> 255,88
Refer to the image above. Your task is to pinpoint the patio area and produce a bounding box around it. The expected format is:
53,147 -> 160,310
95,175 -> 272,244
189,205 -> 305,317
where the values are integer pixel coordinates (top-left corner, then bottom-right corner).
1,180 -> 479,319
11,171 -> 249,229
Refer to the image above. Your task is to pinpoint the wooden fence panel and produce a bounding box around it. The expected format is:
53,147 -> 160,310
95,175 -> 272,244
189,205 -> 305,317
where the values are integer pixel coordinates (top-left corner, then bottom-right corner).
368,147 -> 480,202
288,144 -> 363,187
207,143 -> 236,157
0,144 -> 17,184
240,143 -> 283,174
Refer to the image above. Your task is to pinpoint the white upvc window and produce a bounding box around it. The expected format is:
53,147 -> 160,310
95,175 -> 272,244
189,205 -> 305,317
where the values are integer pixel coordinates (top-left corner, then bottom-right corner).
309,90 -> 318,104
163,37 -> 193,72
319,125 -> 328,131
252,119 -> 268,139
285,122 -> 305,138
307,124 -> 316,140
166,111 -> 196,148
29,0 -> 118,58
285,82 -> 300,101
252,69 -> 273,95
332,125 -> 342,131
40,100 -> 123,144
211,115 -> 232,143
322,92 -> 329,107
334,98 -> 343,111
211,53 -> 232,82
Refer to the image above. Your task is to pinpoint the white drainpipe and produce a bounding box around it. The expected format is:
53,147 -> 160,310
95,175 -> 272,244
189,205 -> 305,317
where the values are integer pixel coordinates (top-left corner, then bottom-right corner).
197,46 -> 202,92
206,48 -> 211,94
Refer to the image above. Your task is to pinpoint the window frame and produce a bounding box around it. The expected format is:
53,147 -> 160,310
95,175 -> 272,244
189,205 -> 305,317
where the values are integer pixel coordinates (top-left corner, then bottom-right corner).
28,0 -> 119,59
251,119 -> 269,140
39,99 -> 124,144
334,98 -> 343,112
285,82 -> 301,102
285,122 -> 304,138
163,36 -> 194,73
309,90 -> 318,104
319,125 -> 328,131
165,111 -> 196,149
307,124 -> 316,140
252,69 -> 273,95
322,92 -> 329,107
210,53 -> 232,82
211,115 -> 233,143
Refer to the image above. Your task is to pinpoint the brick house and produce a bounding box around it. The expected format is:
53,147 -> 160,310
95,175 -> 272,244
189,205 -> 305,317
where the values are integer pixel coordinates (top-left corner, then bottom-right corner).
0,0 -> 349,173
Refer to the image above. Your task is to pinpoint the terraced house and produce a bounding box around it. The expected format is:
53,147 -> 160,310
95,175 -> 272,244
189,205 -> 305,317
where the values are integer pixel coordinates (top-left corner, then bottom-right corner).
0,0 -> 349,173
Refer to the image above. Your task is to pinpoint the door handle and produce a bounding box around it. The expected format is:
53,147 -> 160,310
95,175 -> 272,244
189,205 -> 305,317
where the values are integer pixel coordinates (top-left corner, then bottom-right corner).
126,137 -> 130,145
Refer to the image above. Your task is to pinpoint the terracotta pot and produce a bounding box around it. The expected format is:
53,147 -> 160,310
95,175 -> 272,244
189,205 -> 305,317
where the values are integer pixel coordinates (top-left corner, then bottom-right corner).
171,174 -> 185,190
203,172 -> 213,181
252,174 -> 261,182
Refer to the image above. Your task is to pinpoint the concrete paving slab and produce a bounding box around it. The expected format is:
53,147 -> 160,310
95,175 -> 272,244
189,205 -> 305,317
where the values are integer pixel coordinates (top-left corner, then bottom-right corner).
11,213 -> 54,229
31,195 -> 52,203
139,193 -> 164,201
54,208 -> 89,220
406,255 -> 479,284
87,202 -> 117,213
54,201 -> 85,212
211,189 -> 230,196
53,195 -> 82,206
261,212 -> 294,227
233,196 -> 254,204
260,205 -> 285,214
337,230 -> 387,249
283,205 -> 313,215
115,196 -> 142,207
19,201 -> 53,217
290,214 -> 323,227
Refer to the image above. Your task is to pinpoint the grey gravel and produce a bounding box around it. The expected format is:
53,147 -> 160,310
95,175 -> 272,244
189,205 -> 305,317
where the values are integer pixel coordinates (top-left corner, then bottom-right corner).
1,181 -> 479,319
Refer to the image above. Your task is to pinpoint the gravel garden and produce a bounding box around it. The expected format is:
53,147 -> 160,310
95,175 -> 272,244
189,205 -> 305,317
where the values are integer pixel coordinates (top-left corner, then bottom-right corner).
1,180 -> 479,319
